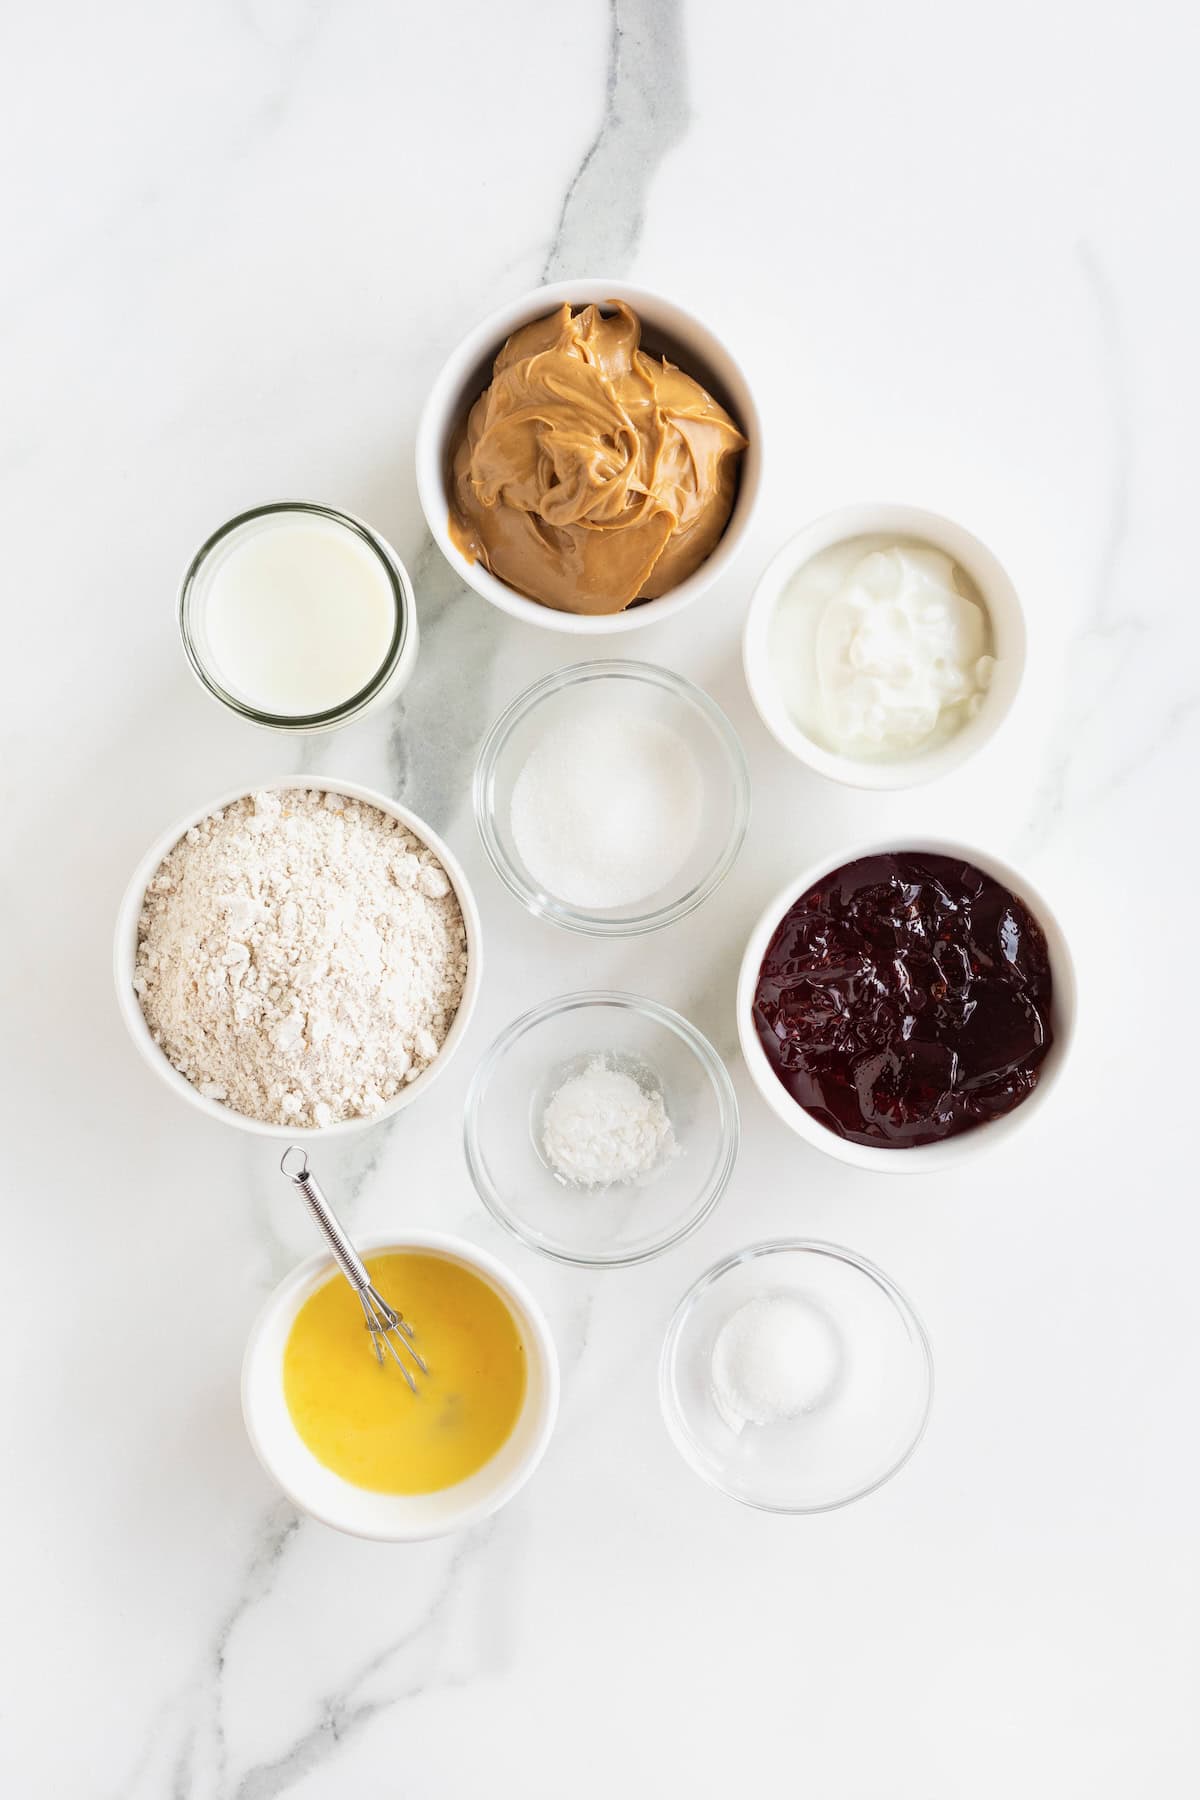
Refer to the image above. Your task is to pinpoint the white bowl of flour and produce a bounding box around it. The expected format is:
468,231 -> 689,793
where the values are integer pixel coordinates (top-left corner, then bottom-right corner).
114,778 -> 482,1137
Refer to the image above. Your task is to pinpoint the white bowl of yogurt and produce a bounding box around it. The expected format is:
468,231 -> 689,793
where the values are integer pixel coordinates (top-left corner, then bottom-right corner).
742,504 -> 1026,789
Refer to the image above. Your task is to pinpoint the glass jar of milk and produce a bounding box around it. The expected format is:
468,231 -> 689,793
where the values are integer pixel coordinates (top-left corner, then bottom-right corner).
179,502 -> 418,732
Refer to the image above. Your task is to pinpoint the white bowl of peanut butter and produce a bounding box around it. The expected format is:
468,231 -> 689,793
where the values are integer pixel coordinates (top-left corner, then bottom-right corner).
416,281 -> 761,633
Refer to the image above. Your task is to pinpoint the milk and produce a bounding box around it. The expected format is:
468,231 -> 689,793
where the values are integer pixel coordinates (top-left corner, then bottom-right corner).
197,511 -> 399,716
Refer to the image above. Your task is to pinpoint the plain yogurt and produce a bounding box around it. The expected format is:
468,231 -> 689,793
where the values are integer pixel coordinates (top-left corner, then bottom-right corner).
769,535 -> 994,760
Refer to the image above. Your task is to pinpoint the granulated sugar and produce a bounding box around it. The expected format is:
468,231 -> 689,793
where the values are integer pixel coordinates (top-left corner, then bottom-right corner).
509,705 -> 703,910
710,1294 -> 842,1434
134,789 -> 468,1126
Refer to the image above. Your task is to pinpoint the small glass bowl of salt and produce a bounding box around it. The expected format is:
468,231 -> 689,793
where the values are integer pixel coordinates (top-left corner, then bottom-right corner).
660,1241 -> 933,1512
464,992 -> 739,1266
473,661 -> 750,936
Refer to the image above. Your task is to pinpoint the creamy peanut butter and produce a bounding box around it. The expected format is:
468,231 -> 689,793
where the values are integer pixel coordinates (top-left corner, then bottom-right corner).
448,302 -> 747,615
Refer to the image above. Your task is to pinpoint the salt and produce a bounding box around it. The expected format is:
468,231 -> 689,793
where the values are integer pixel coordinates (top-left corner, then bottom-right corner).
509,704 -> 703,910
710,1293 -> 842,1433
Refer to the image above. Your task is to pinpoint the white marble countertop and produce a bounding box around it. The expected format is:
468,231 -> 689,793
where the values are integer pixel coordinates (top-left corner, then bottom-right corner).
5,1 -> 1198,1793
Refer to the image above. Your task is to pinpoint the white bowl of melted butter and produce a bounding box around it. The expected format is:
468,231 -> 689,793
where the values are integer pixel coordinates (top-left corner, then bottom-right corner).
242,1231 -> 559,1541
743,504 -> 1026,789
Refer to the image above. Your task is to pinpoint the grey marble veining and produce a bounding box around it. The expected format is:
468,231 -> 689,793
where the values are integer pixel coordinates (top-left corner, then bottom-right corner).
383,532 -> 508,836
113,1506 -> 302,1800
542,0 -> 688,282
228,1521 -> 498,1800
1016,241 -> 1138,855
1074,241 -> 1132,637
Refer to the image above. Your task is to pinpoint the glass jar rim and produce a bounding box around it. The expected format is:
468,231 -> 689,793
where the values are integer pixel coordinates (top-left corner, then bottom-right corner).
178,500 -> 413,731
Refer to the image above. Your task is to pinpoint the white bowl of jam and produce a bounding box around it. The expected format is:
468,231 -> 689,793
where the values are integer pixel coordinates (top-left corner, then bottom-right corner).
736,839 -> 1076,1172
242,1231 -> 559,1540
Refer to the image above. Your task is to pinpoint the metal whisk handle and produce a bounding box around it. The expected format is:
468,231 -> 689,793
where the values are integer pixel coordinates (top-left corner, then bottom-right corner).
280,1147 -> 372,1294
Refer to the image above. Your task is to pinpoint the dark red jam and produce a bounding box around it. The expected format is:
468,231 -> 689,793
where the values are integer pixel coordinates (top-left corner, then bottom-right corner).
753,852 -> 1054,1149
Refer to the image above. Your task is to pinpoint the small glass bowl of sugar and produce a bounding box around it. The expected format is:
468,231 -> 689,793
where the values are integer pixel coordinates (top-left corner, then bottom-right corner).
473,661 -> 750,936
660,1241 -> 933,1512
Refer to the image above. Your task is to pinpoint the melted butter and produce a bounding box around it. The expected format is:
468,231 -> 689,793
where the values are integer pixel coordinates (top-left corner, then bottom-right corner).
283,1252 -> 527,1494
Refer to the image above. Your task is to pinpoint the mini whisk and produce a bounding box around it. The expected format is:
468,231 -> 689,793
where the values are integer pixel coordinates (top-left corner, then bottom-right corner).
280,1147 -> 428,1394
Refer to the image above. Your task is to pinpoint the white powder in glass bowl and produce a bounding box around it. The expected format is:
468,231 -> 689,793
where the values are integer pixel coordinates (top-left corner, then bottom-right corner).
510,708 -> 703,910
540,1055 -> 677,1188
711,1293 -> 842,1433
133,789 -> 468,1127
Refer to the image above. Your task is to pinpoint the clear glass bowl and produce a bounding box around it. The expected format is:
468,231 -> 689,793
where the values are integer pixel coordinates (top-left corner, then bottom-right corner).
473,661 -> 750,936
660,1240 -> 933,1512
464,992 -> 739,1266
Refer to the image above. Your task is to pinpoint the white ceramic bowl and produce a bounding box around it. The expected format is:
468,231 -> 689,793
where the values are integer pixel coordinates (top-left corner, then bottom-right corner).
242,1231 -> 559,1540
114,776 -> 482,1139
415,278 -> 761,635
743,504 -> 1026,789
736,838 -> 1076,1173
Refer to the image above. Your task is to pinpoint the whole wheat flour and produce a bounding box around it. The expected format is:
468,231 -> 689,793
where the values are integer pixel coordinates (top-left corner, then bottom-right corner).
134,789 -> 468,1126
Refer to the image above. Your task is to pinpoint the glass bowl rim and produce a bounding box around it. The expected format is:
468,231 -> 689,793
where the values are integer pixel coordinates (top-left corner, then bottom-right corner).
472,659 -> 751,938
463,988 -> 740,1267
659,1236 -> 935,1513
